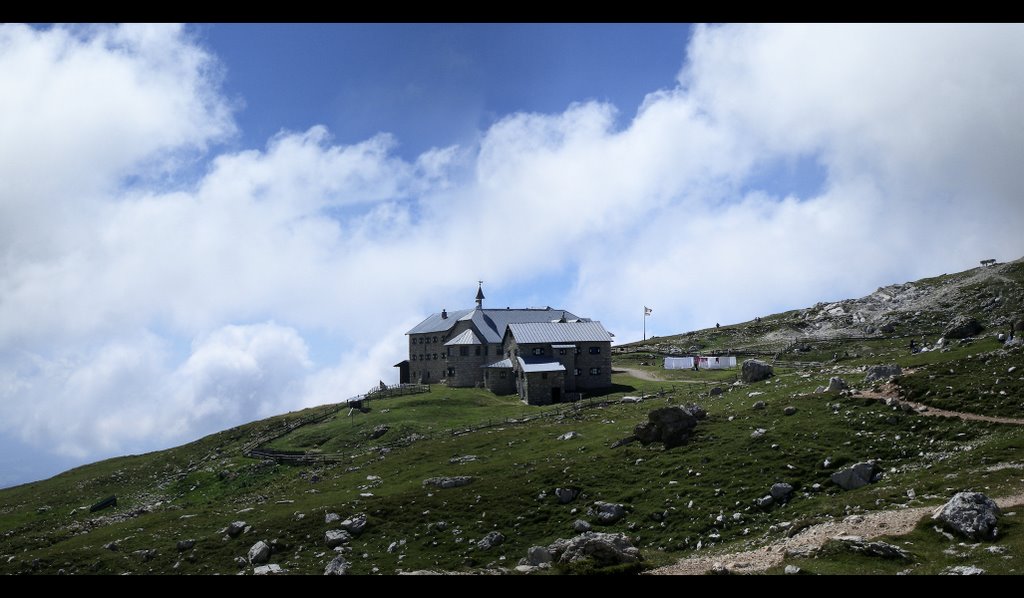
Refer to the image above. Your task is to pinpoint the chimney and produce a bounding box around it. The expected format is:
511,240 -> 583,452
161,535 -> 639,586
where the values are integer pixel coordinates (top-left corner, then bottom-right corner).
441,309 -> 448,319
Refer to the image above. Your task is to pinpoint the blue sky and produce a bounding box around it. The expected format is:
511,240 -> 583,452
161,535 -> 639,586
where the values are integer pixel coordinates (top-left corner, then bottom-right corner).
1,23 -> 1022,488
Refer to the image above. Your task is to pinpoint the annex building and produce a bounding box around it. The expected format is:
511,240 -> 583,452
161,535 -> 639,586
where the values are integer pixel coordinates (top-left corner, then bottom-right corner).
396,284 -> 613,405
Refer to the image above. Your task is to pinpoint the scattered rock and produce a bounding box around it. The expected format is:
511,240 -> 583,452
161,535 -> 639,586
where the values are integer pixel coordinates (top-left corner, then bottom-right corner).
783,406 -> 797,416
226,521 -> 247,538
368,424 -> 389,440
943,565 -> 985,575
573,519 -> 592,533
449,455 -> 478,464
932,492 -> 1001,540
590,501 -> 627,525
620,396 -> 643,404
770,483 -> 794,501
555,487 -> 580,504
339,513 -> 368,536
526,546 -> 552,566
325,529 -> 353,548
548,532 -> 641,567
751,428 -> 767,439
325,512 -> 340,524
756,495 -> 774,508
832,536 -> 912,560
324,555 -> 350,575
826,377 -> 849,392
248,541 -> 271,565
741,359 -> 774,383
477,531 -> 505,550
709,387 -> 724,396
784,565 -> 801,575
864,364 -> 902,384
752,400 -> 766,410
831,462 -> 878,490
103,542 -> 118,552
557,431 -> 580,441
423,476 -> 473,489
880,323 -> 896,334
176,539 -> 195,552
944,316 -> 983,339
632,405 -> 704,448
253,564 -> 285,575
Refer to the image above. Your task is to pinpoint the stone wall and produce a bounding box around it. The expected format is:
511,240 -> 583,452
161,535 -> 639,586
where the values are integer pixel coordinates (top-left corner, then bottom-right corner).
484,368 -> 516,395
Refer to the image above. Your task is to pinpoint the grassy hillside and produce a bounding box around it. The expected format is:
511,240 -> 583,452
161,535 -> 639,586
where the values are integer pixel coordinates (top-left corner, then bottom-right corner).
2,259 -> 1023,575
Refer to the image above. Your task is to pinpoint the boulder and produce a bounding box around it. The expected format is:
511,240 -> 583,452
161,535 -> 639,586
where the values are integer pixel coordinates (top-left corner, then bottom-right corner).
864,364 -> 902,384
368,424 -> 389,440
572,519 -> 592,533
750,428 -> 767,439
423,476 -> 473,489
632,405 -> 703,448
325,512 -> 340,524
943,565 -> 986,575
932,492 -> 1001,540
226,521 -> 247,538
756,495 -> 774,508
324,555 -> 350,575
944,316 -> 983,339
557,431 -> 580,441
826,377 -> 849,392
709,387 -> 724,396
176,539 -> 195,552
477,531 -> 505,550
880,323 -> 896,334
741,360 -> 774,383
248,540 -> 271,565
752,400 -> 766,410
253,564 -> 284,575
785,565 -> 801,575
783,406 -> 797,416
339,513 -> 368,536
833,536 -> 912,560
555,487 -> 580,504
548,532 -> 642,567
770,483 -> 794,501
526,546 -> 552,566
831,462 -> 878,490
325,529 -> 353,548
591,501 -> 627,525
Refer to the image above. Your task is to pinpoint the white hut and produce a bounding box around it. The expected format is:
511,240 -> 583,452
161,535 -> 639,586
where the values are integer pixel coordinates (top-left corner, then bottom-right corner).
663,356 -> 694,370
698,356 -> 736,369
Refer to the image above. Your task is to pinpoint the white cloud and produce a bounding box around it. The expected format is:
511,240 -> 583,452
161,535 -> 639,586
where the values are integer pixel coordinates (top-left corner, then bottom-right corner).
2,23 -> 1024,480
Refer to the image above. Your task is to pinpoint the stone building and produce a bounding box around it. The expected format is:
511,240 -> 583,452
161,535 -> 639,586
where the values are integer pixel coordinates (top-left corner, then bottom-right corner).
397,284 -> 613,405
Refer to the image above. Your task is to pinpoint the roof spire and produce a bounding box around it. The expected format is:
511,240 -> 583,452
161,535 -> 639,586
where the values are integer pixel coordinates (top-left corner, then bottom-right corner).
475,280 -> 485,309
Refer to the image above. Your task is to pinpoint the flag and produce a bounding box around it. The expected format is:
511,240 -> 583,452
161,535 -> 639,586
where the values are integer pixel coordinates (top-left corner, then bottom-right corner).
644,306 -> 652,316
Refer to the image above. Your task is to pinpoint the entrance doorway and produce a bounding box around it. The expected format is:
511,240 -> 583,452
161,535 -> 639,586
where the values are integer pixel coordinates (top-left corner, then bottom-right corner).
551,387 -> 561,403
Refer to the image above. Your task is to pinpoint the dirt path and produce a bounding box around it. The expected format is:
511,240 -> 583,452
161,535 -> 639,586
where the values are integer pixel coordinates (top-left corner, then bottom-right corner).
648,490 -> 1024,575
858,391 -> 1024,426
614,367 -> 667,382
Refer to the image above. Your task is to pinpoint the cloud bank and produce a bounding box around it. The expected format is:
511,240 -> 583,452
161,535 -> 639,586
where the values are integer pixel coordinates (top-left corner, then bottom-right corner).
1,23 -> 1022,482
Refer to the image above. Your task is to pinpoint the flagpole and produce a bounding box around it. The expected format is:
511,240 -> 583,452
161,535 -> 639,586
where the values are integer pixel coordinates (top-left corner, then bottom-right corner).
643,307 -> 646,342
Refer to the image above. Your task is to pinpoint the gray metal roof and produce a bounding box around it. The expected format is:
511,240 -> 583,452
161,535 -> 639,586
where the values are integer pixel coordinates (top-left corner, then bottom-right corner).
407,307 -> 581,343
517,356 -> 566,373
483,358 -> 513,368
444,329 -> 481,346
507,321 -> 613,344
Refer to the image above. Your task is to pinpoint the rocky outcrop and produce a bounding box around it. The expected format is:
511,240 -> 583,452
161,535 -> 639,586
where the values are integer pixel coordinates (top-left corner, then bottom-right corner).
831,462 -> 879,490
248,540 -> 270,564
176,539 -> 195,552
554,487 -> 580,504
944,316 -> 983,339
477,531 -> 505,550
590,501 -> 627,525
826,377 -> 849,392
325,529 -> 352,548
572,519 -> 592,533
632,405 -> 704,448
932,492 -> 1001,540
339,513 -> 368,536
770,483 -> 794,501
831,536 -> 912,560
423,476 -> 474,489
557,431 -> 580,441
741,360 -> 774,383
253,564 -> 284,575
526,546 -> 552,566
324,555 -> 350,575
864,364 -> 902,384
368,424 -> 389,440
226,521 -> 247,538
547,532 -> 641,567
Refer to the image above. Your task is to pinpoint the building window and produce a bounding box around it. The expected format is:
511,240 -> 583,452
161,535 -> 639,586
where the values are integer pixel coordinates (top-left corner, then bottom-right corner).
433,336 -> 438,343
574,368 -> 581,376
475,346 -> 481,356
590,367 -> 601,375
460,346 -> 469,356
419,354 -> 424,361
575,347 -> 581,355
589,346 -> 601,354
411,355 -> 416,361
532,347 -> 545,356
447,367 -> 455,377
541,372 -> 548,379
442,353 -> 446,360
484,345 -> 488,356
500,371 -> 507,379
558,348 -> 566,355
433,353 -> 437,360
